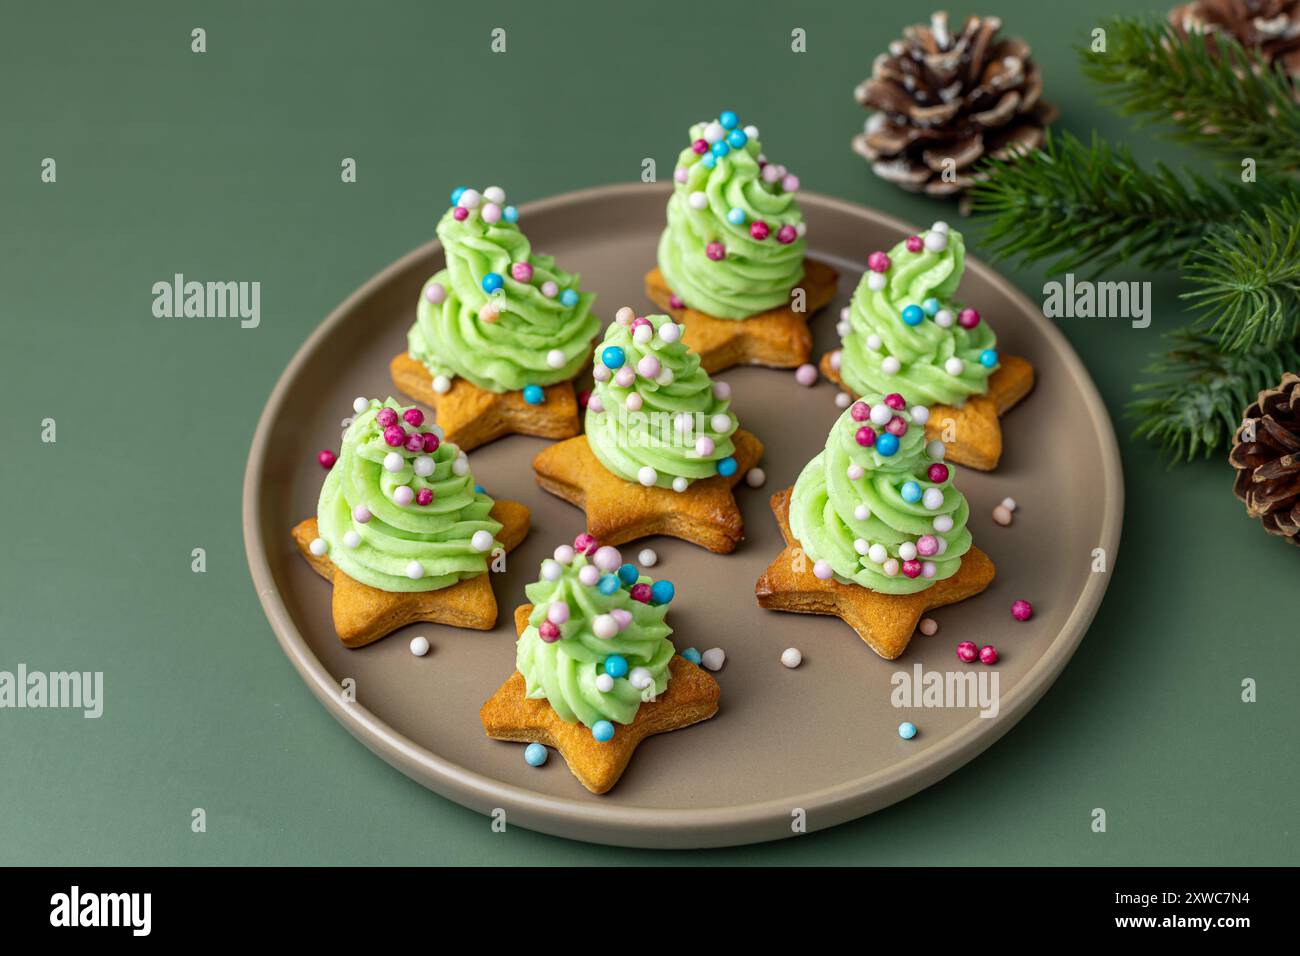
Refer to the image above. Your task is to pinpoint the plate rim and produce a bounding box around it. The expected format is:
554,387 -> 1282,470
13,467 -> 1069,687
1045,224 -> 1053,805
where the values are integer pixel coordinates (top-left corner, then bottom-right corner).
242,182 -> 1124,848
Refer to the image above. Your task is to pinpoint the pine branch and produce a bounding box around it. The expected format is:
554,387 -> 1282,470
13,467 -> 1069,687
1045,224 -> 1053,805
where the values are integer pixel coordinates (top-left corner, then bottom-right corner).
1128,328 -> 1300,463
1182,196 -> 1300,352
1081,16 -> 1300,169
965,130 -> 1281,276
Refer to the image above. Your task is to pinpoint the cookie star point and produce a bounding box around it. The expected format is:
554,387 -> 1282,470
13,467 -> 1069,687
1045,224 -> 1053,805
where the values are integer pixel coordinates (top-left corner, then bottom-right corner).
645,259 -> 838,373
532,430 -> 763,553
479,604 -> 721,794
820,352 -> 1034,471
292,499 -> 530,647
755,488 -> 995,659
391,352 -> 581,452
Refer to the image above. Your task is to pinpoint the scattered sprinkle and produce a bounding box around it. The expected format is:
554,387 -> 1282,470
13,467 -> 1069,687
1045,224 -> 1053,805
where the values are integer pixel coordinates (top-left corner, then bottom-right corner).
681,647 -> 702,665
956,641 -> 978,663
524,743 -> 548,766
638,547 -> 658,568
979,644 -> 999,665
992,505 -> 1013,526
409,636 -> 430,657
918,617 -> 938,637
795,363 -> 818,387
701,647 -> 726,672
1011,599 -> 1033,622
898,721 -> 918,740
780,647 -> 802,668
1001,497 -> 1018,512
745,467 -> 767,488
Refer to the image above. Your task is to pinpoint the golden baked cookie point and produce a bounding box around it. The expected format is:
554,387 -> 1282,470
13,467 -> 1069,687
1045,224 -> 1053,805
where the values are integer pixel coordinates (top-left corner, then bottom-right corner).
531,430 -> 764,553
291,499 -> 530,647
755,488 -> 994,659
820,351 -> 1034,471
391,352 -> 581,453
644,259 -> 839,373
480,605 -> 721,794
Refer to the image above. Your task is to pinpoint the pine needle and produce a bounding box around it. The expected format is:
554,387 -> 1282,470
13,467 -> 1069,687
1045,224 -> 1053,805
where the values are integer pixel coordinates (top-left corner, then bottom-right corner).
1183,197 -> 1300,353
965,130 -> 1278,276
971,16 -> 1300,465
1081,16 -> 1300,169
1128,328 -> 1300,463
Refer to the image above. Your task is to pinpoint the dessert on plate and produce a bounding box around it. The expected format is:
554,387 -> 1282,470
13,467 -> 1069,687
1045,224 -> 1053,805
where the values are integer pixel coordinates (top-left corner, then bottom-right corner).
532,308 -> 763,553
644,110 -> 838,372
756,392 -> 994,659
820,221 -> 1033,470
391,185 -> 600,451
480,536 -> 720,794
293,397 -> 529,646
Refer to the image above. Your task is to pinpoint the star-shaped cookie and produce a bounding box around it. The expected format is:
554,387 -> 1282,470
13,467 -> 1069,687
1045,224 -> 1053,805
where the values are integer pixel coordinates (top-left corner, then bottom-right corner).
820,352 -> 1034,471
644,259 -> 839,373
480,605 -> 721,794
391,352 -> 581,453
755,488 -> 995,659
292,499 -> 530,647
532,429 -> 764,553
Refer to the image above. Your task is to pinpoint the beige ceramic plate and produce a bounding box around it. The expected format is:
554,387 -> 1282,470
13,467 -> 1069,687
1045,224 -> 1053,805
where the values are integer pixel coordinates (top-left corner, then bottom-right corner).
243,183 -> 1122,848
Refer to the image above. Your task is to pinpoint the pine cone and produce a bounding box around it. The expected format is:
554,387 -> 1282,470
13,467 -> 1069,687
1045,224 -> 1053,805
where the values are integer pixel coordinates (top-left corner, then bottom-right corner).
852,11 -> 1057,197
1229,372 -> 1300,545
1169,0 -> 1300,76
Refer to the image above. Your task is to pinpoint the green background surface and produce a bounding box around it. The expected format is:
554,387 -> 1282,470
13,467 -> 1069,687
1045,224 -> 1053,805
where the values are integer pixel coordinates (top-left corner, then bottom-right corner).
2,0 -> 1295,865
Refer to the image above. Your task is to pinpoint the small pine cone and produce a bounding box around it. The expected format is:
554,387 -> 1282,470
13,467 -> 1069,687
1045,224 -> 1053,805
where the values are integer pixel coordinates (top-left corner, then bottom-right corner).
852,11 -> 1057,197
1169,0 -> 1300,76
1229,371 -> 1300,545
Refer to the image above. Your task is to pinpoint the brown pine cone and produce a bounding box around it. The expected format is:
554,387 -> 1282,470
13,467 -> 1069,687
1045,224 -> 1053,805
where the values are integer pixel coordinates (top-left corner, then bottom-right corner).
1169,0 -> 1300,75
852,11 -> 1057,197
1229,372 -> 1300,545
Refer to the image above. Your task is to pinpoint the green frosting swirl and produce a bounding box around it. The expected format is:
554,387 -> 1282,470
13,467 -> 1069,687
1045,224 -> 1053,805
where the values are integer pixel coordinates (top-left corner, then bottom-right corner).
316,398 -> 502,592
585,313 -> 738,490
789,397 -> 972,595
407,187 -> 600,393
838,224 -> 999,407
657,114 -> 806,319
516,549 -> 675,729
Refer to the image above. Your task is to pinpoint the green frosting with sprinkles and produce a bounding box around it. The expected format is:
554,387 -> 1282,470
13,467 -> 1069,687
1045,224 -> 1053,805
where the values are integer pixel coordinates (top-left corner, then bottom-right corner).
837,223 -> 999,408
516,541 -> 677,735
407,185 -> 600,393
656,111 -> 806,320
315,398 -> 502,592
584,311 -> 738,491
789,396 -> 972,595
